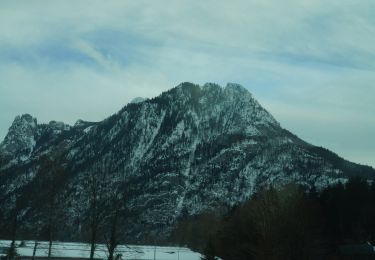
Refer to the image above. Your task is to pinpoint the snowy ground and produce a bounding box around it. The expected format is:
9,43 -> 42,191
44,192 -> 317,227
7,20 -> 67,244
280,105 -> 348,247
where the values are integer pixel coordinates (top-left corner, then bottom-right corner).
0,240 -> 202,260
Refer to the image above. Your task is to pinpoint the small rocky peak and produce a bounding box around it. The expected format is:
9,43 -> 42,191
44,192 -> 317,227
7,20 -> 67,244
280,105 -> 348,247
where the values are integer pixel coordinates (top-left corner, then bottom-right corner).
73,120 -> 96,135
0,114 -> 38,155
48,120 -> 70,131
130,97 -> 147,104
74,119 -> 86,127
8,114 -> 38,137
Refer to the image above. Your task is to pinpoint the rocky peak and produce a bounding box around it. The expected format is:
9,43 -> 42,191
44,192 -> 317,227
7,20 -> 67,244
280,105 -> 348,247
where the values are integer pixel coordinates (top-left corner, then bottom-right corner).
168,82 -> 201,98
130,97 -> 147,104
48,120 -> 71,131
14,114 -> 37,128
74,119 -> 86,127
172,82 -> 253,102
165,82 -> 252,103
0,114 -> 38,156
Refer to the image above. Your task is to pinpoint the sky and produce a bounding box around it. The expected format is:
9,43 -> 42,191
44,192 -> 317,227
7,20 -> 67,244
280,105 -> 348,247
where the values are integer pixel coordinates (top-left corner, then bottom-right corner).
0,0 -> 374,167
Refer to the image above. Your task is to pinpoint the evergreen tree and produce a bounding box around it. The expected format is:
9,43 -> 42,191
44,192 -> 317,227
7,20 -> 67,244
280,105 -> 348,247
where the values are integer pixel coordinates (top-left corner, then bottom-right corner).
201,238 -> 216,260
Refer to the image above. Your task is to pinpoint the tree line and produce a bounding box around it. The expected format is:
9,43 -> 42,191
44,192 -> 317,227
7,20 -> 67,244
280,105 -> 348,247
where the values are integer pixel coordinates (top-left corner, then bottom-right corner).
172,178 -> 375,260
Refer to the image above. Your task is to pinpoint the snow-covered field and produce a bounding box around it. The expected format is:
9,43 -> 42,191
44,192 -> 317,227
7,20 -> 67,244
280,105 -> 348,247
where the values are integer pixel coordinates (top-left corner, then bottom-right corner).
0,240 -> 202,260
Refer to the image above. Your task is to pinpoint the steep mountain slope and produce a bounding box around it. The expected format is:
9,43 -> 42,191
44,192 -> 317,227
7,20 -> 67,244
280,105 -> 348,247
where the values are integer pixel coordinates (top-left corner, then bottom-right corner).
0,82 -> 374,242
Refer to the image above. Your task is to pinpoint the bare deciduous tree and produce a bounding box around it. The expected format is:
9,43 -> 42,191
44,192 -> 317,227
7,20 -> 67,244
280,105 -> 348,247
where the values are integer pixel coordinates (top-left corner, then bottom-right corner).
86,167 -> 108,260
104,184 -> 126,260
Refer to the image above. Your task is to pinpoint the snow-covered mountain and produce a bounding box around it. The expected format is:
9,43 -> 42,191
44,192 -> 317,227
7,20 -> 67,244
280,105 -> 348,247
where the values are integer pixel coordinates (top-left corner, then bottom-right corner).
0,82 -> 374,242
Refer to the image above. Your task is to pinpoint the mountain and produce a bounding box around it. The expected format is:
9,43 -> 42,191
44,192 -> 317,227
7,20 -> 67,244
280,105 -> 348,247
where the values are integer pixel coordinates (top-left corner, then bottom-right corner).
0,82 -> 374,242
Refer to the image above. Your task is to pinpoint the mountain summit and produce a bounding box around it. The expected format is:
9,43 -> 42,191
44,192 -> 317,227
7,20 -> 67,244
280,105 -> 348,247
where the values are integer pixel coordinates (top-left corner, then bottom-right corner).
0,82 -> 374,241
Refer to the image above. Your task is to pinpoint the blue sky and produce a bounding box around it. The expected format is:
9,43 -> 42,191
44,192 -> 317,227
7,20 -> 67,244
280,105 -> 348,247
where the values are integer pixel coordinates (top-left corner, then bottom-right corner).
0,0 -> 374,167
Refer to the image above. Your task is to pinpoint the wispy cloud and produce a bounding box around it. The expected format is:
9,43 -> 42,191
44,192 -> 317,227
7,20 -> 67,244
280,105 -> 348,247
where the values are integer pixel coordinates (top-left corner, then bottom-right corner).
72,40 -> 119,72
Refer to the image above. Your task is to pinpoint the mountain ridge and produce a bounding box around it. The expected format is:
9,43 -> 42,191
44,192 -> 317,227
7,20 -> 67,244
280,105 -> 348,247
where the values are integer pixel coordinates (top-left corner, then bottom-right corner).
0,82 -> 374,242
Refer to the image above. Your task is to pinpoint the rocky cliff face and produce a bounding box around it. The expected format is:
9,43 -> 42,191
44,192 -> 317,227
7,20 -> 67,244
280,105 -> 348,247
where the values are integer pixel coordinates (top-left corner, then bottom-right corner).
0,82 -> 374,242
0,114 -> 37,158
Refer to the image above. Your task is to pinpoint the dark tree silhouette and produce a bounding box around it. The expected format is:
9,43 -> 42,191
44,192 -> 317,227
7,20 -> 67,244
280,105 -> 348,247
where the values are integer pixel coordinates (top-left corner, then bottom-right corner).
37,156 -> 65,260
86,167 -> 108,260
104,184 -> 126,260
201,237 -> 216,260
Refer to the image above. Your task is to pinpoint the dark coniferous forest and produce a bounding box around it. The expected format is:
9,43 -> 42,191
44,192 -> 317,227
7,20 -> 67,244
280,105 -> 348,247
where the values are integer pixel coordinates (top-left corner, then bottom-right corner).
173,178 -> 375,260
